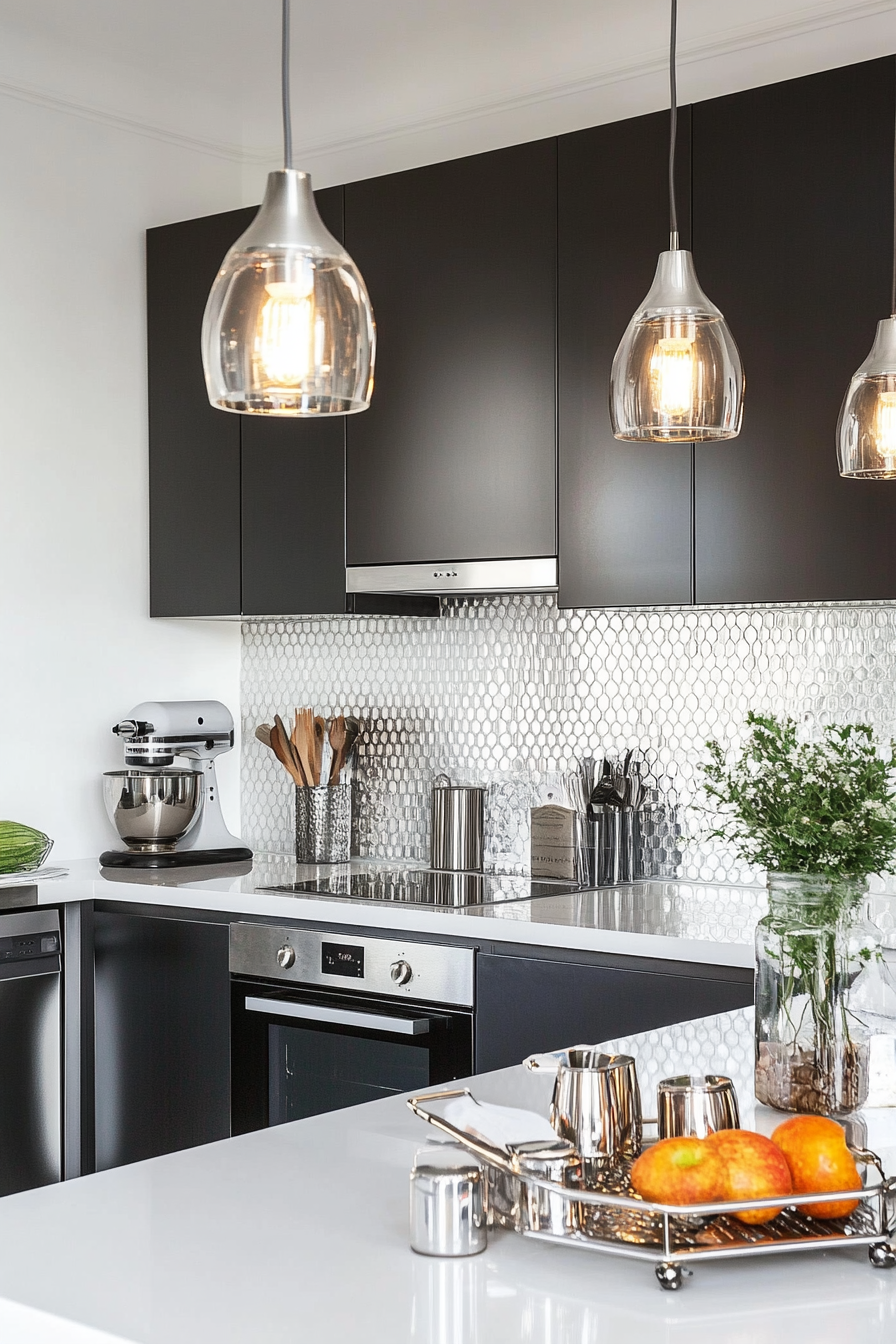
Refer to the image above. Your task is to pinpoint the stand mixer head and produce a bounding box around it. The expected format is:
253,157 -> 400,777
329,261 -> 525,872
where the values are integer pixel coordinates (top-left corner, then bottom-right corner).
100,701 -> 252,869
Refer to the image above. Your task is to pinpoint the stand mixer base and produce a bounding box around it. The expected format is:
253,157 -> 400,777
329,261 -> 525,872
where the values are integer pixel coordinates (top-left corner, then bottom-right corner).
99,847 -> 253,869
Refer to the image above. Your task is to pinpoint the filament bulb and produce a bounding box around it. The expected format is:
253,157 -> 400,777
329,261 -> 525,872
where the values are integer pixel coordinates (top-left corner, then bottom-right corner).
873,390 -> 896,469
256,259 -> 315,388
650,332 -> 696,418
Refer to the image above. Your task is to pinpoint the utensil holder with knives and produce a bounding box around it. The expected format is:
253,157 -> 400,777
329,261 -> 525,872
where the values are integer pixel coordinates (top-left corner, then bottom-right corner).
586,751 -> 648,885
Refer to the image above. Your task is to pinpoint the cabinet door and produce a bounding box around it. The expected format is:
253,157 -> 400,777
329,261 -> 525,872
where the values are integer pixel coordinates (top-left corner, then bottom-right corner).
240,187 -> 348,617
693,57 -> 896,603
94,913 -> 230,1169
344,141 -> 557,567
147,206 -> 254,617
558,110 -> 693,608
475,951 -> 753,1073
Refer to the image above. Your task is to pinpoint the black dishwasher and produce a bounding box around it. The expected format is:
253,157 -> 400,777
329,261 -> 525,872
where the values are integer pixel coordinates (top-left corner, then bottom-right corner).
0,908 -> 62,1195
230,923 -> 474,1134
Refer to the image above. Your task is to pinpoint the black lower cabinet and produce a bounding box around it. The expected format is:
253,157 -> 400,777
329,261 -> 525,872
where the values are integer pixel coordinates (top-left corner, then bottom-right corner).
475,951 -> 753,1073
94,912 -> 231,1169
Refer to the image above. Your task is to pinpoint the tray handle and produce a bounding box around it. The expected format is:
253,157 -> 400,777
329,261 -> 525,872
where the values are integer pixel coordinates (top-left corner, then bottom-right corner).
407,1088 -> 516,1173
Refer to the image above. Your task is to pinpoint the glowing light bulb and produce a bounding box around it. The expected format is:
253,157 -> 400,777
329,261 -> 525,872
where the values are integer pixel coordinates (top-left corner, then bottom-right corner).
873,390 -> 896,469
256,262 -> 316,388
650,333 -> 696,418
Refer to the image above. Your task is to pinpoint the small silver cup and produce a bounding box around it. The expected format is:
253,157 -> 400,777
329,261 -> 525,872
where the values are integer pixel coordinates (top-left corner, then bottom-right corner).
410,1146 -> 487,1258
508,1139 -> 581,1236
657,1074 -> 741,1140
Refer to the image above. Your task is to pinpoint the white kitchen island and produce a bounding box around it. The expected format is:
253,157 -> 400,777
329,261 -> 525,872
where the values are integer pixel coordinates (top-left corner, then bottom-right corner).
0,1007 -> 893,1344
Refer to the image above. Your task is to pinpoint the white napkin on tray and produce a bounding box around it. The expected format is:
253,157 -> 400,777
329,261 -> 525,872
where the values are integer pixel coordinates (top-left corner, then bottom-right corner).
442,1095 -> 556,1152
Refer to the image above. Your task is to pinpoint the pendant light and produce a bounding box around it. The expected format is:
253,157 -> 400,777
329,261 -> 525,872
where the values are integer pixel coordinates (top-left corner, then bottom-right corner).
202,0 -> 375,416
609,0 -> 744,442
837,86 -> 896,478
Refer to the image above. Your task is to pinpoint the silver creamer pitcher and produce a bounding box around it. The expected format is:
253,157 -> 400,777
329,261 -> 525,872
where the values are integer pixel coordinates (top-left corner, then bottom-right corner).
525,1047 -> 642,1181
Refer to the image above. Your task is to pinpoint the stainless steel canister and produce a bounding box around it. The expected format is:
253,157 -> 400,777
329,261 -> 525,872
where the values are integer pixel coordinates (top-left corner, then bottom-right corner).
430,777 -> 485,872
295,785 -> 351,864
410,1146 -> 487,1257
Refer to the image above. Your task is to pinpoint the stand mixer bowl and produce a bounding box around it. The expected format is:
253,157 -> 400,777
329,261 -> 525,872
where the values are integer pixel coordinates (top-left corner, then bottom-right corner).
103,769 -> 202,853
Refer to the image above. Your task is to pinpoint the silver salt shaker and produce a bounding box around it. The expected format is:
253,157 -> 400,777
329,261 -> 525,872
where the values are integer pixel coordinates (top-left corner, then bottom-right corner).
410,1146 -> 487,1257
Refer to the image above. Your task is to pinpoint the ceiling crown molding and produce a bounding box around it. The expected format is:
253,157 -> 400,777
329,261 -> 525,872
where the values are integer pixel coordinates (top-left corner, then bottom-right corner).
0,72 -> 246,161
269,0 -> 896,166
0,0 -> 893,169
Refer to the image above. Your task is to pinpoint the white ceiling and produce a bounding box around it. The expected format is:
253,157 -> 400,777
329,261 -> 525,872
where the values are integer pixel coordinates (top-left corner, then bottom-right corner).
0,0 -> 894,190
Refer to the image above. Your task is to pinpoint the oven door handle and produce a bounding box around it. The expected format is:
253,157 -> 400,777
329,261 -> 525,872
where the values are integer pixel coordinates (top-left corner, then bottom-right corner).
244,995 -> 433,1036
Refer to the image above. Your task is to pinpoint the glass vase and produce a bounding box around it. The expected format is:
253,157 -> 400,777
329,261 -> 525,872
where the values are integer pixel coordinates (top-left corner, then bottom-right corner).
755,872 -> 878,1115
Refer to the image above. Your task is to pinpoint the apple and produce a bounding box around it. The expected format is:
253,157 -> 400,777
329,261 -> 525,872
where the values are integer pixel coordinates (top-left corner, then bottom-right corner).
704,1129 -> 793,1224
630,1137 -> 726,1206
772,1115 -> 862,1220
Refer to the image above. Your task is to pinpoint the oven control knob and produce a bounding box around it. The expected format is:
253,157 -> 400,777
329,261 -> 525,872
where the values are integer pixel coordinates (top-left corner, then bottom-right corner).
390,959 -> 413,986
276,945 -> 296,969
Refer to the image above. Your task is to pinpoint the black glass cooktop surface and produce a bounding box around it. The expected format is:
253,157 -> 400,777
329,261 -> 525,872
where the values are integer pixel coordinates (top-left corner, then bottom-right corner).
257,869 -> 581,908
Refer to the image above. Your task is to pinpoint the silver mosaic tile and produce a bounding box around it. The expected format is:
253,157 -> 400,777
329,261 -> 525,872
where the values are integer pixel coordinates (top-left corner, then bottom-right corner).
241,596 -> 896,885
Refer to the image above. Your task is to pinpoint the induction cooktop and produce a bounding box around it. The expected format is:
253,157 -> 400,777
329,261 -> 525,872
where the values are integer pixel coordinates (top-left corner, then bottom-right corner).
257,868 -> 581,908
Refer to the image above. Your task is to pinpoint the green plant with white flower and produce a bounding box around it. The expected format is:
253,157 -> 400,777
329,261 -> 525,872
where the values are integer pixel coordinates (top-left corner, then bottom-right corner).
702,712 -> 896,879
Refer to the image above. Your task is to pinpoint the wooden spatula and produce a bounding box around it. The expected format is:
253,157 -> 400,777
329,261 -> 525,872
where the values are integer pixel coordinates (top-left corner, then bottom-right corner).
312,716 -> 326,786
292,708 -> 316,788
270,719 -> 304,786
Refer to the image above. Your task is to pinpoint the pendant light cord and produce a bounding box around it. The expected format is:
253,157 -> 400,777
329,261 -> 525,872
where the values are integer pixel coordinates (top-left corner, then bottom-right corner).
281,0 -> 293,170
891,61 -> 896,316
668,0 -> 679,249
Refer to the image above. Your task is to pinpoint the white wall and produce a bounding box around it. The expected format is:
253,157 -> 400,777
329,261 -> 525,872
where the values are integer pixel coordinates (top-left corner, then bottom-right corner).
0,93 -> 244,860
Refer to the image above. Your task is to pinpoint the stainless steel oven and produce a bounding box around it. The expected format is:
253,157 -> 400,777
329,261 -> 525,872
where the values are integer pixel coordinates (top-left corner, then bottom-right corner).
229,923 -> 474,1134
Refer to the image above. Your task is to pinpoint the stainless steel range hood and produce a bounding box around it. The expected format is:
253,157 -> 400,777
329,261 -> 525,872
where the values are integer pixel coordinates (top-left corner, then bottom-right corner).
345,557 -> 558,596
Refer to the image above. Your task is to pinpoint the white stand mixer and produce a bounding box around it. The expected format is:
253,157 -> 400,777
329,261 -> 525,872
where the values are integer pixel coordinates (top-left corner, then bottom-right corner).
100,700 -> 252,869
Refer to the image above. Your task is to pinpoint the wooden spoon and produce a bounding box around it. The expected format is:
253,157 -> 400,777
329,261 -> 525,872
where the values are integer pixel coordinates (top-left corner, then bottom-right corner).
328,715 -> 347,784
255,724 -> 273,749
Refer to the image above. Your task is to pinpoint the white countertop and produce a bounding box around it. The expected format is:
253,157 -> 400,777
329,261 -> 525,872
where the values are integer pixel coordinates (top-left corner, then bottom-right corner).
0,1006 -> 894,1343
9,856 -> 770,968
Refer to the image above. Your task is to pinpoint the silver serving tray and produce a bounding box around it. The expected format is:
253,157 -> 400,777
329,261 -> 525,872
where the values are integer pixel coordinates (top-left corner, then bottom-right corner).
408,1086 -> 896,1289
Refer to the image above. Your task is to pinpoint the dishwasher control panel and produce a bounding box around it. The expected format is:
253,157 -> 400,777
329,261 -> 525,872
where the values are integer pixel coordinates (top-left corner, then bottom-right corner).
0,909 -> 61,964
230,923 -> 474,1008
0,932 -> 59,962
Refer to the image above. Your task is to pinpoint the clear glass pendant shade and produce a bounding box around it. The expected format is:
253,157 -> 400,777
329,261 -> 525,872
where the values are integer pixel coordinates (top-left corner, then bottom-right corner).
202,169 -> 375,415
837,317 -> 896,479
610,249 -> 744,442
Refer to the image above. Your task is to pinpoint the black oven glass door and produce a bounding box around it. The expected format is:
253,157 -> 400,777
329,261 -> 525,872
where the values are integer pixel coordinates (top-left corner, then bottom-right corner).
231,982 -> 473,1134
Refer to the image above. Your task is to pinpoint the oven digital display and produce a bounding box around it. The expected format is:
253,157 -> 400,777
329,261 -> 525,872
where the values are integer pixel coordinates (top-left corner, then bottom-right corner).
321,942 -> 364,978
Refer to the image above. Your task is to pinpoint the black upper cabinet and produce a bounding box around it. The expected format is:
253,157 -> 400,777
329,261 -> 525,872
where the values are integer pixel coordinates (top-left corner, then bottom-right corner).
693,58 -> 896,603
240,188 -> 347,617
558,110 -> 694,609
148,191 -> 348,619
148,206 -> 253,617
343,141 -> 558,567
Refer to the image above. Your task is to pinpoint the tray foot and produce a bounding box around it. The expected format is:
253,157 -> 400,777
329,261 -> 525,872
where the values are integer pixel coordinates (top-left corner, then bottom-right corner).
869,1242 -> 896,1269
656,1262 -> 686,1291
